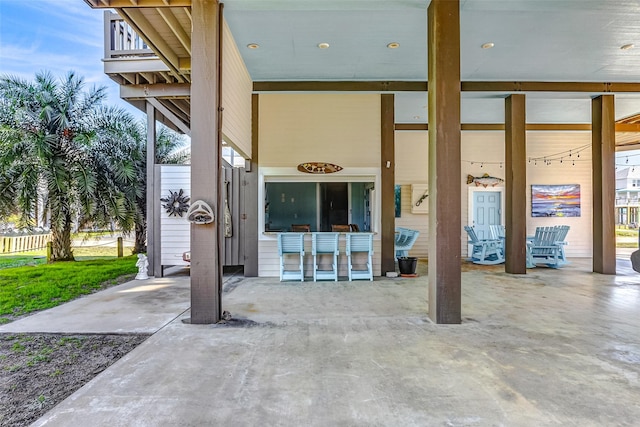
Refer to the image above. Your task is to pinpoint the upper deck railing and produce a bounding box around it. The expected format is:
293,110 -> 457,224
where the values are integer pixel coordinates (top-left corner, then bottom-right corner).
104,11 -> 156,60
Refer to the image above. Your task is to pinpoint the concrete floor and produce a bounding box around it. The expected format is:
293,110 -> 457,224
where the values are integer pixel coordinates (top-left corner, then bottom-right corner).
6,258 -> 639,426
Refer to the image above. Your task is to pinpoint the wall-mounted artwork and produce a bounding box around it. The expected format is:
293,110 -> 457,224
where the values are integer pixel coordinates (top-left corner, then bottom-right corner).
395,185 -> 401,218
531,184 -> 581,217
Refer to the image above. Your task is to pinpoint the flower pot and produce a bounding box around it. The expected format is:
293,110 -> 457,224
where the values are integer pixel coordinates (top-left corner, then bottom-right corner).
397,257 -> 417,275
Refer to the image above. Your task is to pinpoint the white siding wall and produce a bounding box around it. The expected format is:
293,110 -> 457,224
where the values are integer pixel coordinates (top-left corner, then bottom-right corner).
460,131 -> 593,257
258,94 -> 381,277
222,19 -> 252,159
160,165 -> 191,266
395,131 -> 429,257
259,94 -> 380,167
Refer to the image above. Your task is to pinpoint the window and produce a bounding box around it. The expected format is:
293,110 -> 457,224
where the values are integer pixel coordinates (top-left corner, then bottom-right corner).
265,182 -> 374,232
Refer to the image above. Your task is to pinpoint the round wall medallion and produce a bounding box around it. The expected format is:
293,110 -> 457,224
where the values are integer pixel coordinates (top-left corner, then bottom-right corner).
160,189 -> 190,217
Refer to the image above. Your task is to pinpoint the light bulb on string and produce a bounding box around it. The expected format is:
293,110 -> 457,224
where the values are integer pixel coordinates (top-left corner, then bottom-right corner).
627,157 -> 630,164
480,163 -> 484,168
572,160 -> 575,166
499,162 -> 503,169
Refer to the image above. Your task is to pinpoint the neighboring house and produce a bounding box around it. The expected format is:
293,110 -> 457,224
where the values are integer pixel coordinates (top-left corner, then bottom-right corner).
615,166 -> 640,226
83,1 -> 637,324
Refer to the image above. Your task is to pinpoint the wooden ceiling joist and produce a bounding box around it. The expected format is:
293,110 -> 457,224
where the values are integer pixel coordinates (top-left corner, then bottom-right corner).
117,7 -> 186,83
157,8 -> 191,55
84,0 -> 191,8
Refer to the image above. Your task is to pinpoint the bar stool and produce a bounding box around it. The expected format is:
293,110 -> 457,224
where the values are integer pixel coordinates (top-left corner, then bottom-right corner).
312,232 -> 339,281
277,233 -> 305,281
346,233 -> 374,281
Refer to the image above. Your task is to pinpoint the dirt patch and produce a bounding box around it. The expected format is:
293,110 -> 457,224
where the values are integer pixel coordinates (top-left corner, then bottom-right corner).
0,333 -> 148,427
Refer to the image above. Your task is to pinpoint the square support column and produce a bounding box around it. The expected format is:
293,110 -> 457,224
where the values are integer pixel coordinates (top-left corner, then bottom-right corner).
190,0 -> 222,323
427,0 -> 461,324
145,101 -> 158,276
242,94 -> 260,277
592,95 -> 616,275
505,94 -> 527,274
381,94 -> 395,274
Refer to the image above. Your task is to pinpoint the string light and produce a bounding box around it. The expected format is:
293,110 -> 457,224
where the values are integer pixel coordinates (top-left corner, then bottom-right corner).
462,143 -> 595,169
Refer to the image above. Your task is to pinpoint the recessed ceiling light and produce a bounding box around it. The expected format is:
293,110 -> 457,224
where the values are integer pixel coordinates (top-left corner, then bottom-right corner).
621,43 -> 635,50
387,42 -> 400,49
318,42 -> 330,49
247,43 -> 259,49
481,42 -> 495,49
413,115 -> 420,120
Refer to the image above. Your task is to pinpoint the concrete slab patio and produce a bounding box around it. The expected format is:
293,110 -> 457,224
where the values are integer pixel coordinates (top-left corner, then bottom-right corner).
5,258 -> 639,426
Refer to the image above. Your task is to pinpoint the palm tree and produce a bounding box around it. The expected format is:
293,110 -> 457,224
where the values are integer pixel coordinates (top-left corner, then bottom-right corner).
0,71 -> 137,261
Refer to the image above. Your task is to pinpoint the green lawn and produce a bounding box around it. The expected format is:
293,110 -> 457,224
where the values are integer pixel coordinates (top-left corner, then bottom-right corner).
0,256 -> 137,323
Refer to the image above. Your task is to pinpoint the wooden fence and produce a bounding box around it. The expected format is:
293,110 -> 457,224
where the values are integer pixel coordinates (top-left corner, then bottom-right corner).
1,234 -> 51,254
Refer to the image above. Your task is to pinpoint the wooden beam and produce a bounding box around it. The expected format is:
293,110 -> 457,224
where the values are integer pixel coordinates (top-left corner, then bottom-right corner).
147,98 -> 191,135
428,0 -> 461,324
158,8 -> 191,55
395,123 -> 428,131
179,57 -> 191,71
592,95 -> 617,275
254,81 -> 428,92
120,83 -> 190,99
504,94 -> 527,274
254,80 -> 640,93
463,81 -> 640,93
85,0 -> 191,8
189,0 -> 221,324
397,123 -> 640,132
381,94 -> 395,275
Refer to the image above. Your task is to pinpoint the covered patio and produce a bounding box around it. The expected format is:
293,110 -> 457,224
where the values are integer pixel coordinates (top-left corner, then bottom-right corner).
10,256 -> 638,425
82,0 -> 640,324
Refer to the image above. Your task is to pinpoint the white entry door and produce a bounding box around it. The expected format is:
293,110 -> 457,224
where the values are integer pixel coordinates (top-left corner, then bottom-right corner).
471,190 -> 502,239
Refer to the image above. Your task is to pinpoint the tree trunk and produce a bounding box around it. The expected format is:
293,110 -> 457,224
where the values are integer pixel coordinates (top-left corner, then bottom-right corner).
133,221 -> 147,254
50,215 -> 74,261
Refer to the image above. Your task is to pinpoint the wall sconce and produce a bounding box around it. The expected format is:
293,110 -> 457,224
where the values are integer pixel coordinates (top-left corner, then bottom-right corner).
386,161 -> 391,168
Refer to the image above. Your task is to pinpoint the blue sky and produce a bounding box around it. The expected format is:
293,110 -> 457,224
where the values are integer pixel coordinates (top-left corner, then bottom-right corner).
0,0 -> 141,117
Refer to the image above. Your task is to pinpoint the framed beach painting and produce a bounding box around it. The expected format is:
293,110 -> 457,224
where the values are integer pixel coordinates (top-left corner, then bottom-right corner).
531,184 -> 581,217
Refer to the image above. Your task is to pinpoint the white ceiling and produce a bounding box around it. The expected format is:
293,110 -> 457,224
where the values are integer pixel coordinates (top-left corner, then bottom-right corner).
222,0 -> 640,123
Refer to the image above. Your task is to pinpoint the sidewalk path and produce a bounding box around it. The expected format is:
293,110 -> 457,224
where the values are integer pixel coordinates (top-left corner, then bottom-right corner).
0,268 -> 190,334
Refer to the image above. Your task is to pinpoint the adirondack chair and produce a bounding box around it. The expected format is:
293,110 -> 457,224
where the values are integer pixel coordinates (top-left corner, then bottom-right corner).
553,225 -> 570,264
312,232 -> 340,281
526,226 -> 566,268
489,224 -> 506,241
345,233 -> 374,281
464,225 -> 505,265
277,233 -> 305,281
395,228 -> 420,257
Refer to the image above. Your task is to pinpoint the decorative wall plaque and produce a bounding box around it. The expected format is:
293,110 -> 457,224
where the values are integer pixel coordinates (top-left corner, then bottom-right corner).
297,162 -> 343,174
